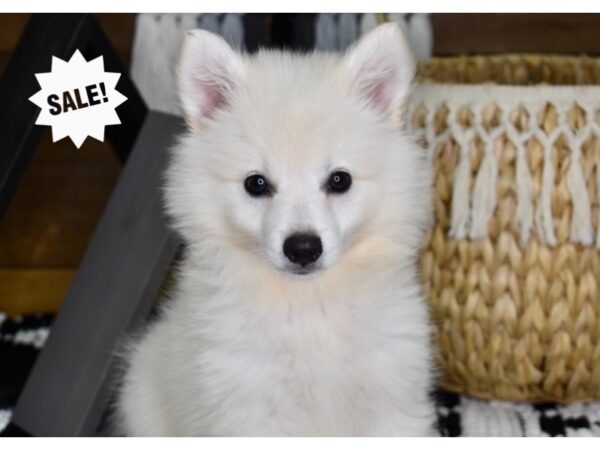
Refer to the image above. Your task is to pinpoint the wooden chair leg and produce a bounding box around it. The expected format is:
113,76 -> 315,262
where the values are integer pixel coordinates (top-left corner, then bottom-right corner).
9,112 -> 183,436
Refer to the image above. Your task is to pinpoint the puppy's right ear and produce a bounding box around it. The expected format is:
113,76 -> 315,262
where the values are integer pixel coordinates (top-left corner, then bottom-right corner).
342,23 -> 415,125
177,30 -> 245,129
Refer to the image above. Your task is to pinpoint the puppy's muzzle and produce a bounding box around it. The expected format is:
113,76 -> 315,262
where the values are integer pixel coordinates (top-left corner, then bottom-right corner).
283,233 -> 322,267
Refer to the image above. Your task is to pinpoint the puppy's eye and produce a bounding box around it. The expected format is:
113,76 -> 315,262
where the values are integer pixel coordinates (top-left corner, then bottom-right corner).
326,171 -> 352,194
244,174 -> 272,197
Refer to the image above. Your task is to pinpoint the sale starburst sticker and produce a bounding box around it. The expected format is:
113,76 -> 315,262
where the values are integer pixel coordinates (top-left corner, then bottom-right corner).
29,50 -> 127,148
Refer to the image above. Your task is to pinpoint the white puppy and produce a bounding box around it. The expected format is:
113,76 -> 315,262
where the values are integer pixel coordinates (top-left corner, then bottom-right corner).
115,23 -> 435,436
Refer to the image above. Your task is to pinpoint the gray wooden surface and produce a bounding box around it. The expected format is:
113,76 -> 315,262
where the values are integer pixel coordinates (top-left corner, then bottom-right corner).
11,112 -> 183,436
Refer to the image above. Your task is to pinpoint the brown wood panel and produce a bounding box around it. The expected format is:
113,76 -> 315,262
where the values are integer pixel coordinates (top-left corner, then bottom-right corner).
0,13 -> 136,60
96,13 -> 136,66
0,13 -> 134,315
0,13 -> 29,53
432,13 -> 600,56
0,130 -> 121,268
0,13 -> 135,77
0,268 -> 75,316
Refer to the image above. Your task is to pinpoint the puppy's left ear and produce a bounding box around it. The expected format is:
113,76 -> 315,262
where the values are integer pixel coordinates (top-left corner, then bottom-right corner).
343,23 -> 415,125
177,30 -> 245,129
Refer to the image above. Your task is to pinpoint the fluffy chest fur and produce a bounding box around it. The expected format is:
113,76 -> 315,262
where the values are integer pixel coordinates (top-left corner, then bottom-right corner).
117,259 -> 434,436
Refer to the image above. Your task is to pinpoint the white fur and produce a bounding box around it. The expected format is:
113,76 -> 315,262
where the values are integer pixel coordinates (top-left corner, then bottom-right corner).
115,24 -> 436,436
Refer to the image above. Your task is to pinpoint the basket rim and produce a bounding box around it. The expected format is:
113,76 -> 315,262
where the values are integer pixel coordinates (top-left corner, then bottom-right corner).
422,53 -> 600,63
411,83 -> 600,104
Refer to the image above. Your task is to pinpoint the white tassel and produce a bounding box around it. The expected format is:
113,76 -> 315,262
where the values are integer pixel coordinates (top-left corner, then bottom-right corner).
131,14 -> 188,116
385,13 -> 433,60
130,14 -> 157,108
534,136 -> 558,246
359,13 -> 378,36
315,14 -> 338,51
566,138 -> 594,245
387,13 -> 407,23
221,13 -> 244,49
387,13 -> 410,36
469,137 -> 499,239
515,139 -> 534,245
449,116 -> 474,239
407,14 -> 433,59
506,121 -> 535,246
197,13 -> 221,34
450,146 -> 472,239
338,13 -> 359,49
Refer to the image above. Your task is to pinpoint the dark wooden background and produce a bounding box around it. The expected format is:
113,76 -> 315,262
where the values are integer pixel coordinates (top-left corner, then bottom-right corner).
1,13 -> 600,316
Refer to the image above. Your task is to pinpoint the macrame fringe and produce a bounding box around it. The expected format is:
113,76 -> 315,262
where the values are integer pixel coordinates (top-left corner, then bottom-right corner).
410,87 -> 600,248
359,13 -> 379,36
566,140 -> 594,245
221,14 -> 245,50
131,14 -> 194,115
338,13 -> 359,49
469,138 -> 499,240
406,14 -> 433,59
468,111 -> 503,240
315,14 -> 339,51
448,119 -> 473,239
515,139 -> 534,246
534,134 -> 558,246
196,13 -> 220,34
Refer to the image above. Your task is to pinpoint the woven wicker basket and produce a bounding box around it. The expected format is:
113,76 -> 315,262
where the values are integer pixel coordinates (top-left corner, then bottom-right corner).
412,55 -> 600,403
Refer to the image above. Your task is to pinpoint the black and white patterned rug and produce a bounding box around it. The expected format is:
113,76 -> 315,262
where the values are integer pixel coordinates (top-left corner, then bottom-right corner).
1,312 -> 599,437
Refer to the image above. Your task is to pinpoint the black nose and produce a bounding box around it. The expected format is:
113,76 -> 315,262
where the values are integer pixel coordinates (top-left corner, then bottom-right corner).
283,233 -> 323,266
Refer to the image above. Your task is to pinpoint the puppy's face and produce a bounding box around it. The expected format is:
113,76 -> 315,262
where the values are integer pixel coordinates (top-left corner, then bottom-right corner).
167,24 -> 427,278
